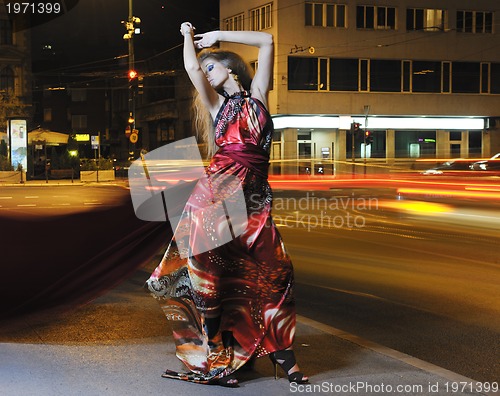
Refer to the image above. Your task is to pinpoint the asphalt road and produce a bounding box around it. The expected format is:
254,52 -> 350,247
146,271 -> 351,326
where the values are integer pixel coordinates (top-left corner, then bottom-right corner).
272,189 -> 499,383
1,185 -> 498,384
0,184 -> 128,216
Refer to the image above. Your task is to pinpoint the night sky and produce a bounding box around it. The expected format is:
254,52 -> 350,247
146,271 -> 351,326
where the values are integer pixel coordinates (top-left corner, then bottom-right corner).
30,0 -> 219,72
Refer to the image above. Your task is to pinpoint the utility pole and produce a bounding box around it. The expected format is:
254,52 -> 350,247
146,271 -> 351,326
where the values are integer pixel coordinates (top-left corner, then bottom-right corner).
122,0 -> 141,157
363,105 -> 370,176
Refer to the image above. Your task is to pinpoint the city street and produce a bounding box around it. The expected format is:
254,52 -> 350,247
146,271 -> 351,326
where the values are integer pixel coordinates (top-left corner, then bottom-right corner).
271,189 -> 499,382
0,182 -> 498,387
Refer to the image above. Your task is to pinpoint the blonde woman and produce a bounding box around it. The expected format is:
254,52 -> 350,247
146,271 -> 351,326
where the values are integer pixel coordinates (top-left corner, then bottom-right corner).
145,22 -> 308,387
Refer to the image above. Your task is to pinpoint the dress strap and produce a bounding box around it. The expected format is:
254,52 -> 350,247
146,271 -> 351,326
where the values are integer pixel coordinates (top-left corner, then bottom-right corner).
221,90 -> 251,99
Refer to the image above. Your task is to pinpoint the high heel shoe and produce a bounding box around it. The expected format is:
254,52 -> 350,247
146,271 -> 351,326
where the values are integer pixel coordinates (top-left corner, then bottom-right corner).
213,373 -> 239,388
269,349 -> 309,384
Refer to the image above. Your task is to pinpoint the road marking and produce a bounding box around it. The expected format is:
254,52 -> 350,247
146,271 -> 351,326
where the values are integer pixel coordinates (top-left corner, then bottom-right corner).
0,197 -> 13,199
25,196 -> 39,199
83,202 -> 103,205
52,203 -> 71,206
296,315 -> 484,386
17,204 -> 36,207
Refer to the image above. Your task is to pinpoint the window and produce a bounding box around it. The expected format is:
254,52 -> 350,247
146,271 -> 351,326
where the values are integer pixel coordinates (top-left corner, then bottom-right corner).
452,62 -> 480,93
250,60 -> 274,90
357,6 -> 396,30
71,89 -> 87,102
330,58 -> 358,91
318,58 -> 328,90
288,57 -> 318,90
402,60 -> 411,92
457,11 -> 493,33
224,13 -> 244,31
407,8 -> 447,31
360,59 -> 369,91
0,67 -> 15,92
442,62 -> 451,93
491,63 -> 500,94
250,3 -> 272,31
481,63 -> 490,94
288,57 -> 490,95
370,60 -> 401,92
71,115 -> 87,129
305,3 -> 346,28
44,108 -> 52,122
413,61 -> 441,93
0,19 -> 13,45
450,132 -> 462,141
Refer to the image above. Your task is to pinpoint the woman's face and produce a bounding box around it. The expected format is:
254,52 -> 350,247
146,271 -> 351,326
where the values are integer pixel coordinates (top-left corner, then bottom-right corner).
201,58 -> 230,89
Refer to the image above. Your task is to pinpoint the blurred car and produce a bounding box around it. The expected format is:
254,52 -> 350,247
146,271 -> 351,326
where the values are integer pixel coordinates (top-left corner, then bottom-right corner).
421,159 -> 475,175
470,153 -> 500,172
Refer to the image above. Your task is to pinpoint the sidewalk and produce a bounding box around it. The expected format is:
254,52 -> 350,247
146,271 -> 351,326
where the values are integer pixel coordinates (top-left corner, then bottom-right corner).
0,178 -> 129,187
0,268 -> 493,396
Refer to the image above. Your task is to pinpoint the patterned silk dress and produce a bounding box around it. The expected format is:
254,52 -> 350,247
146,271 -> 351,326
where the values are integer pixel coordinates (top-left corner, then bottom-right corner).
145,91 -> 296,383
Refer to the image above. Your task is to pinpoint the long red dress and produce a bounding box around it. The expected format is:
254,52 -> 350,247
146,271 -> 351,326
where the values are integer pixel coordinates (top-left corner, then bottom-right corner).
145,91 -> 296,383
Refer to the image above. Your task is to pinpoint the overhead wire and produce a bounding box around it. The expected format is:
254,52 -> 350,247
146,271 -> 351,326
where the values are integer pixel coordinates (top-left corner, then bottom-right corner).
33,2 -> 500,84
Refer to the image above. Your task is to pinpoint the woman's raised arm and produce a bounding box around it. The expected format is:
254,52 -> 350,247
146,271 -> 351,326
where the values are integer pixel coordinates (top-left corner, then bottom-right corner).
180,22 -> 221,114
194,30 -> 274,106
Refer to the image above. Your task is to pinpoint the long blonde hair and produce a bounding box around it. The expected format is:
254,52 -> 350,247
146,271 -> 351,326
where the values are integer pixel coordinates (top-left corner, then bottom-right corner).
192,49 -> 254,158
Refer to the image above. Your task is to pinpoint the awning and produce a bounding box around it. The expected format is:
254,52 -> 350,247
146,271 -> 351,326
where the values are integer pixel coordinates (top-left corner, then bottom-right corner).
28,128 -> 69,145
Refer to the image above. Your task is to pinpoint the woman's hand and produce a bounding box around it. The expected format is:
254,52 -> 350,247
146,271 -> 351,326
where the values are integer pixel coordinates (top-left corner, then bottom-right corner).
180,22 -> 195,37
193,31 -> 220,49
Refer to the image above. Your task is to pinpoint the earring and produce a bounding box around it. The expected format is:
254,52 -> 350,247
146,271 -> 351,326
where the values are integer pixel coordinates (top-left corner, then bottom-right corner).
232,73 -> 240,84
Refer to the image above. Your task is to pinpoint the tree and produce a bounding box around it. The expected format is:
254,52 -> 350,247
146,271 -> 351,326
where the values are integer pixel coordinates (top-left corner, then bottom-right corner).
0,90 -> 29,171
0,90 -> 28,132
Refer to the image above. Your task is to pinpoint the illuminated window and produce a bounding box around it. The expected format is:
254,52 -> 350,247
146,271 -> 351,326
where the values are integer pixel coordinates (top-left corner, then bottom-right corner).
44,108 -> 52,122
406,8 -> 448,31
357,6 -> 396,30
224,13 -> 244,31
250,3 -> 272,31
305,3 -> 346,28
457,11 -> 493,33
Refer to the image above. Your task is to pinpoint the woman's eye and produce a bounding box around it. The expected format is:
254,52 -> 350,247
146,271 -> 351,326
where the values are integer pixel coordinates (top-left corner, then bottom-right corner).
207,64 -> 214,72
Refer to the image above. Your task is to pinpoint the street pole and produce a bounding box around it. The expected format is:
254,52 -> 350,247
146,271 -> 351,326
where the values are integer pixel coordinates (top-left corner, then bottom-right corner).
128,0 -> 135,132
363,105 -> 370,177
122,0 -> 140,159
351,127 -> 355,177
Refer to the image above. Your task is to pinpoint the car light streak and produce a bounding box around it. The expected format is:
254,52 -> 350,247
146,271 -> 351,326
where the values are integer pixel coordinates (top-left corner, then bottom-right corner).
378,199 -> 453,215
397,187 -> 500,200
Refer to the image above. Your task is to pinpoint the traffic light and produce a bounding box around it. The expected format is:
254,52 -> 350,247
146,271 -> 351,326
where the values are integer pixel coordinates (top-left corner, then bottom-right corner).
137,75 -> 144,95
365,130 -> 373,145
128,69 -> 138,81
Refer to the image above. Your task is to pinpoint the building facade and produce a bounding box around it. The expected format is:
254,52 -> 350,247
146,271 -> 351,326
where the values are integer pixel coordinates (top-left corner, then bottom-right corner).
220,0 -> 500,175
0,2 -> 32,128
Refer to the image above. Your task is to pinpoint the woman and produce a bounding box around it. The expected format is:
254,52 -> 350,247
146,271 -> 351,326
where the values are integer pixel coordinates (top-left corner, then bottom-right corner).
145,22 -> 308,387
